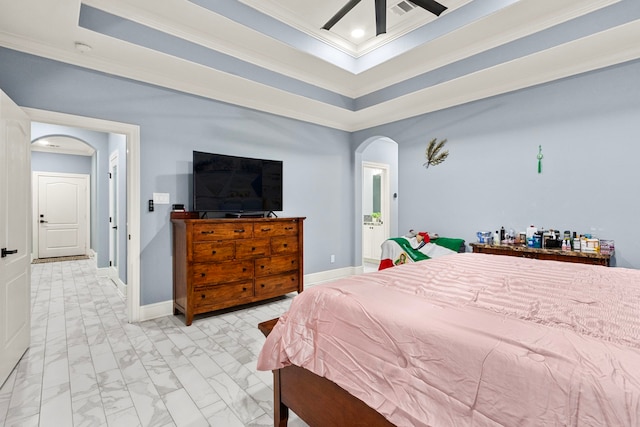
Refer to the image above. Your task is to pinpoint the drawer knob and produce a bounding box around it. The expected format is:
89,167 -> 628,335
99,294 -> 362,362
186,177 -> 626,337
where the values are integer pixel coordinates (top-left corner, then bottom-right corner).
283,244 -> 288,248
262,228 -> 271,232
201,273 -> 206,277
242,287 -> 247,292
260,265 -> 265,269
201,294 -> 206,299
201,230 -> 214,235
211,250 -> 217,255
251,247 -> 256,251
285,227 -> 293,231
261,284 -> 265,288
234,229 -> 245,233
242,268 -> 247,272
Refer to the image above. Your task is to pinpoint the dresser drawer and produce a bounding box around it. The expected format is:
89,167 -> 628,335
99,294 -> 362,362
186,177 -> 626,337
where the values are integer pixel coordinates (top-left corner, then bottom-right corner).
255,273 -> 299,299
192,261 -> 253,286
193,222 -> 253,241
235,238 -> 270,258
254,221 -> 299,238
271,235 -> 299,255
193,241 -> 235,262
193,281 -> 254,310
255,255 -> 299,277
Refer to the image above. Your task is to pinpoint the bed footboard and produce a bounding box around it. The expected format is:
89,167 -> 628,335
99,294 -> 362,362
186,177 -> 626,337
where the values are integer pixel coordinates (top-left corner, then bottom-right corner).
260,318 -> 394,427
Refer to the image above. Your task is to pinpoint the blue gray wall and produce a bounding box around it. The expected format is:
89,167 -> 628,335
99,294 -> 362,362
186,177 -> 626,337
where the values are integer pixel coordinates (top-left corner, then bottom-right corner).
354,59 -> 640,268
31,151 -> 92,175
0,47 -> 353,305
3,46 -> 640,309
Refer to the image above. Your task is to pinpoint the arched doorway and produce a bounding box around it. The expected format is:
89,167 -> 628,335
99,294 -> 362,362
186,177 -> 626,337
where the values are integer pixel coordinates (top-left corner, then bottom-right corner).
355,136 -> 399,270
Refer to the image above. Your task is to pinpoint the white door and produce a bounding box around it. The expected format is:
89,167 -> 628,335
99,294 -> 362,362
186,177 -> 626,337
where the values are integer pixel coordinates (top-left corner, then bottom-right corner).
109,152 -> 119,269
0,90 -> 31,386
36,173 -> 89,258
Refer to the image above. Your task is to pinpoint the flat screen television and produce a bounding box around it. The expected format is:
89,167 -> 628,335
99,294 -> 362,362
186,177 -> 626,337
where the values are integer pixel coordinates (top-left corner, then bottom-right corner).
192,151 -> 283,213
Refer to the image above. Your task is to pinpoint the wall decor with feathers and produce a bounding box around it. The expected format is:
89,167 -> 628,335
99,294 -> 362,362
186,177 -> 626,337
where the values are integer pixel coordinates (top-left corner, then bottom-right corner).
423,138 -> 449,168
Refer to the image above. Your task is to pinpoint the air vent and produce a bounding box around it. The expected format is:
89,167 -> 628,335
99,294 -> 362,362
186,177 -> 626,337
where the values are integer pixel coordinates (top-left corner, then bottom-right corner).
391,0 -> 417,16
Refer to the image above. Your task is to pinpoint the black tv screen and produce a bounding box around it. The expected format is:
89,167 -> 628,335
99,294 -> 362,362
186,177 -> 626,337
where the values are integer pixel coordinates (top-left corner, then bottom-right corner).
193,151 -> 283,213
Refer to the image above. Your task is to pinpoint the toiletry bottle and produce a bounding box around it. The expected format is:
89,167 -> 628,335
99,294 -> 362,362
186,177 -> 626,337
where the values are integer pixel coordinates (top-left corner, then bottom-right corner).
494,231 -> 500,245
500,226 -> 505,244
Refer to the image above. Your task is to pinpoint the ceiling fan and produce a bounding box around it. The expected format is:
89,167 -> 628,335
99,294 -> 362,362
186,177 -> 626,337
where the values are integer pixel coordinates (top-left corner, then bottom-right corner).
322,0 -> 447,36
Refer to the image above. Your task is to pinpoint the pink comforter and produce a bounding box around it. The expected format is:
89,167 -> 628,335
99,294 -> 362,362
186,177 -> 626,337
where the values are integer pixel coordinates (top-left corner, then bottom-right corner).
257,253 -> 640,426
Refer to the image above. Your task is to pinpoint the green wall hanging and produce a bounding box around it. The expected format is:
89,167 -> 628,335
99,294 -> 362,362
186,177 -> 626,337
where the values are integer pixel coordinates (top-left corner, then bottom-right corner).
537,145 -> 543,174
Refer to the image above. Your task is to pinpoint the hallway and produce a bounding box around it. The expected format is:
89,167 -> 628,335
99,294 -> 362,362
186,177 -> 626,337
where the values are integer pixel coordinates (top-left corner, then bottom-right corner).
0,259 -> 307,426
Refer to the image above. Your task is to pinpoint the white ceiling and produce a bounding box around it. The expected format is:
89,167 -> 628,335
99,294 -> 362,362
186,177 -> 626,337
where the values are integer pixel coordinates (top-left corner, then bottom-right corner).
1,0 -> 639,131
239,0 -> 473,56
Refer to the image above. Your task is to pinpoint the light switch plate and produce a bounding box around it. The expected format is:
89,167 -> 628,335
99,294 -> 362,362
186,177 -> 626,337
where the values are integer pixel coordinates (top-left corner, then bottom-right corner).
153,192 -> 170,204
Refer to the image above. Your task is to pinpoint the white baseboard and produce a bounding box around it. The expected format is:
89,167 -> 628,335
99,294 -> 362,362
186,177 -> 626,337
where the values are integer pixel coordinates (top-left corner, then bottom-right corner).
97,265 -> 127,298
137,265 -> 366,322
303,265 -> 362,287
139,300 -> 174,322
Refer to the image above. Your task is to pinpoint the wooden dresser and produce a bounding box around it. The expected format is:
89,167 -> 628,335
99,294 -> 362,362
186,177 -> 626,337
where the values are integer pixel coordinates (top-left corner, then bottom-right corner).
470,243 -> 611,266
171,216 -> 305,325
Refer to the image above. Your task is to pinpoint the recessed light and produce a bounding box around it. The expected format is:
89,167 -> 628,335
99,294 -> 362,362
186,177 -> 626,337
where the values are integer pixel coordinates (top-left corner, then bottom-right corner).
351,28 -> 365,38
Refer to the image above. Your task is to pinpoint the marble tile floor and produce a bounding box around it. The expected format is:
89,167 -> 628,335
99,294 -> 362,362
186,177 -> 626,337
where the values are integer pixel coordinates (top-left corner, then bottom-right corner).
0,259 -> 310,427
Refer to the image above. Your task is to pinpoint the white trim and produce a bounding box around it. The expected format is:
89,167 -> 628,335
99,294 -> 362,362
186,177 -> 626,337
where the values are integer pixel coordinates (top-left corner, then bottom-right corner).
139,300 -> 174,322
108,150 -> 119,274
97,265 -> 127,297
0,1 -> 631,132
303,266 -> 361,287
96,266 -> 113,277
23,108 -> 142,323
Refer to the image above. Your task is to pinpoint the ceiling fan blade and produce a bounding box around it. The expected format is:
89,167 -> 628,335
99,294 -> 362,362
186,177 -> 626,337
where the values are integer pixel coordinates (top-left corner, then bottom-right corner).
375,0 -> 387,35
322,0 -> 362,30
410,0 -> 448,16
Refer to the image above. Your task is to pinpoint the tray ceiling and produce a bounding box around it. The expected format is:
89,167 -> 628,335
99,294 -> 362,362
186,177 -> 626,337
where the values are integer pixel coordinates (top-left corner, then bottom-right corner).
0,0 -> 638,131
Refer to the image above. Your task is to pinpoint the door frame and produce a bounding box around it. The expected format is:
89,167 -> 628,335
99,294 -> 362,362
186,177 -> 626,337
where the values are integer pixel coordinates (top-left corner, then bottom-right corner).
362,161 -> 390,263
25,107 -> 141,323
109,150 -> 119,270
31,171 -> 90,260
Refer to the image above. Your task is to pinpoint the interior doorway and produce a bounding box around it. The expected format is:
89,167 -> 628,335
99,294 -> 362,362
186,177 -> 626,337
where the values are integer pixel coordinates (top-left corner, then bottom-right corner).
26,108 -> 141,323
355,136 -> 399,271
362,162 -> 390,263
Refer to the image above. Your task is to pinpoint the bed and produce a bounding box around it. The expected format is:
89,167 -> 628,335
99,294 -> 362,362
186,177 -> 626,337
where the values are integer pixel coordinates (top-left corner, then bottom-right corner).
257,252 -> 640,427
378,232 -> 466,270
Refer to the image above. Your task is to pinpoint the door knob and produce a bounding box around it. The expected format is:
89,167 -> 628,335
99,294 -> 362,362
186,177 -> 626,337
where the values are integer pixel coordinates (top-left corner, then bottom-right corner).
112,226 -> 118,230
39,220 -> 48,223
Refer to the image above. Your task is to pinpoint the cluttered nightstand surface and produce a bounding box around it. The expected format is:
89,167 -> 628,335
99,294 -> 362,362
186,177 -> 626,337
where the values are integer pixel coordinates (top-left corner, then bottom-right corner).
470,243 -> 611,266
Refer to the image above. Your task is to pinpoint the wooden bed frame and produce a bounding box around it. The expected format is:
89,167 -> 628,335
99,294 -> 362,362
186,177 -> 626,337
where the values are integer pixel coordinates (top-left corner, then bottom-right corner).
259,318 -> 394,427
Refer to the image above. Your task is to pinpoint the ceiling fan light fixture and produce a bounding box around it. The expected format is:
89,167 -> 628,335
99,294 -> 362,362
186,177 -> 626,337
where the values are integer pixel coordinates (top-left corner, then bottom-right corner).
324,0 -> 446,37
351,28 -> 365,38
